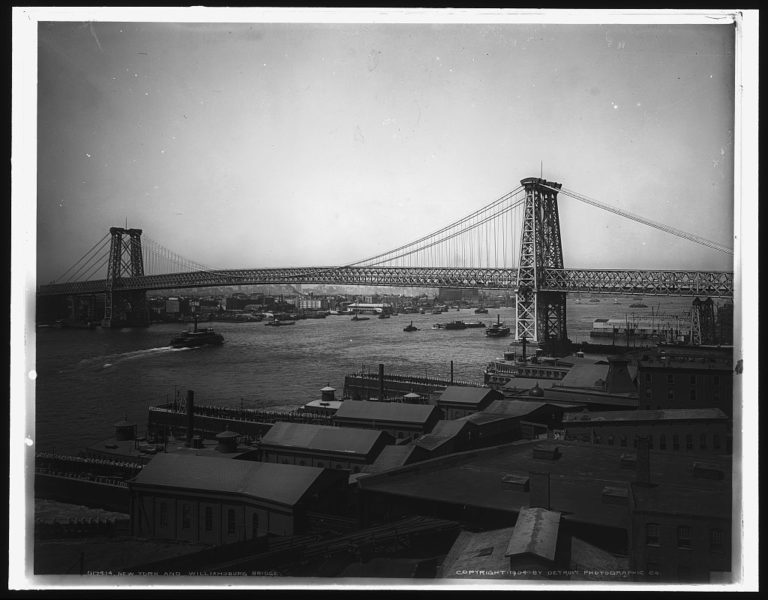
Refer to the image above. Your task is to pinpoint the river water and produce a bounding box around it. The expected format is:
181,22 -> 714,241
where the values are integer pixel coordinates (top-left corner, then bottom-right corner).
33,296 -> 696,455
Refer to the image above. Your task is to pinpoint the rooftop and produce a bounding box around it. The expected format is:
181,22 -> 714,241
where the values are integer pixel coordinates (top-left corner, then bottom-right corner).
505,507 -> 561,561
440,527 -> 517,578
438,386 -> 502,406
259,421 -> 389,455
483,400 -> 552,418
130,453 -> 327,507
563,408 -> 729,424
334,400 -> 439,425
358,440 -> 730,529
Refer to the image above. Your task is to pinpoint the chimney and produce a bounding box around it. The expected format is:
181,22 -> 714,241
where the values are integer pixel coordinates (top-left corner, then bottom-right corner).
605,356 -> 636,393
529,471 -> 551,510
379,363 -> 385,402
185,390 -> 194,446
636,436 -> 651,485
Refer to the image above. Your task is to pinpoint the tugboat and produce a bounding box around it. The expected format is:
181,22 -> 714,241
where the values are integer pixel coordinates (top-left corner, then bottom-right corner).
170,316 -> 224,348
485,314 -> 511,337
404,321 -> 419,332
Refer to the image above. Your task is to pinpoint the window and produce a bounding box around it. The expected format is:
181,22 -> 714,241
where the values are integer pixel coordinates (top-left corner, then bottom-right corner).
227,509 -> 236,534
677,525 -> 692,549
645,388 -> 652,398
673,434 -> 680,450
607,435 -> 615,446
667,374 -> 674,385
700,433 -> 707,449
690,389 -> 696,402
182,504 -> 192,529
710,528 -> 723,551
594,435 -> 601,444
713,434 -> 721,450
646,523 -> 660,546
620,435 -> 627,447
159,503 -> 168,528
686,434 -> 693,450
667,389 -> 675,402
659,434 -> 666,450
252,513 -> 259,538
690,375 -> 697,385
205,507 -> 213,531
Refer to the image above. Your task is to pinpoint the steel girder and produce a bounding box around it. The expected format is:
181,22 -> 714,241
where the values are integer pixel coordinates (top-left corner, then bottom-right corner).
541,268 -> 734,297
37,266 -> 734,298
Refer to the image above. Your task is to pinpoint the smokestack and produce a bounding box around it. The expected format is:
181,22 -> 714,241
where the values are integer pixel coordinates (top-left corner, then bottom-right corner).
379,363 -> 385,402
450,360 -> 454,384
636,436 -> 651,485
529,471 -> 551,510
185,390 -> 194,446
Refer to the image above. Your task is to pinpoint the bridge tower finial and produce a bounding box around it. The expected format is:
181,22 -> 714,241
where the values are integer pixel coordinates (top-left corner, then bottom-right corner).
515,177 -> 567,348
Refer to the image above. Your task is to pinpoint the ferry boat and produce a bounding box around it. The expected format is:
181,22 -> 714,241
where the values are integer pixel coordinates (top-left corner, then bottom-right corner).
483,346 -> 572,387
404,321 -> 419,332
170,319 -> 224,348
485,315 -> 511,337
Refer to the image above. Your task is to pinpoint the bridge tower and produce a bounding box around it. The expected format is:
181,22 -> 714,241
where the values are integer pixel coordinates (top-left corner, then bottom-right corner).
101,227 -> 150,328
515,177 -> 568,349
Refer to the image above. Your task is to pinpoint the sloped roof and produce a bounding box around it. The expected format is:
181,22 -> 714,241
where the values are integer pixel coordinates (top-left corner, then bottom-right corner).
505,507 -> 561,561
334,401 -> 438,425
440,527 -> 517,578
483,400 -> 551,418
130,453 -> 326,506
365,444 -> 423,473
260,421 -> 387,455
563,408 -> 728,424
559,363 -> 610,389
438,386 -> 501,406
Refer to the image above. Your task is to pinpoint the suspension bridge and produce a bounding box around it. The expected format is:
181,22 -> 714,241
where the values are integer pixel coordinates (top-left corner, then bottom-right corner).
37,177 -> 734,344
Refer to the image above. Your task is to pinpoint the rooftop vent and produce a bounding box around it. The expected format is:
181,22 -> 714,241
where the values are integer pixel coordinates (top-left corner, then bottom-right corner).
692,462 -> 725,480
532,445 -> 560,460
502,474 -> 530,491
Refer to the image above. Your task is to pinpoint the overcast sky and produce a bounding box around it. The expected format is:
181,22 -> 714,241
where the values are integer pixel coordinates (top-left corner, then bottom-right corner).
29,11 -> 739,284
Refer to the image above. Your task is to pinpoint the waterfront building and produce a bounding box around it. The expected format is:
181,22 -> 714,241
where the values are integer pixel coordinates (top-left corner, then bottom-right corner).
436,386 -> 504,420
258,422 -> 393,472
333,401 -> 441,441
562,408 -> 732,454
636,350 -> 733,416
128,453 -> 348,544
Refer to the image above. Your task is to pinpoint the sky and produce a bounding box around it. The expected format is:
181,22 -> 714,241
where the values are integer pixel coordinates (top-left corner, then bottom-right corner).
24,10 -> 744,283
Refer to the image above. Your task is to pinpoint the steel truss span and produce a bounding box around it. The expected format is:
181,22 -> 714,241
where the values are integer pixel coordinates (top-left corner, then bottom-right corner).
38,266 -> 732,298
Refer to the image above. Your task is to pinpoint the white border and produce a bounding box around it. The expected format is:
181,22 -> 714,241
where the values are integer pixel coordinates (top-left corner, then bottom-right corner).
10,7 -> 759,592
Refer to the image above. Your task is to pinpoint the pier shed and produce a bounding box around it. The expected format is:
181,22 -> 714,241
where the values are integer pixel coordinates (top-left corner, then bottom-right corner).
128,453 -> 347,544
258,421 -> 393,472
333,401 -> 441,442
437,386 -> 503,419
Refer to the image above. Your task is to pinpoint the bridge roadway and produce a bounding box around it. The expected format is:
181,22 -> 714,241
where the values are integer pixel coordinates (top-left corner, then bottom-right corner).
37,266 -> 734,298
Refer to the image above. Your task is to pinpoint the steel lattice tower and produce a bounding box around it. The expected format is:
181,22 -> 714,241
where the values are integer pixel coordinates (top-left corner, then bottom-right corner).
102,227 -> 149,328
515,177 -> 568,345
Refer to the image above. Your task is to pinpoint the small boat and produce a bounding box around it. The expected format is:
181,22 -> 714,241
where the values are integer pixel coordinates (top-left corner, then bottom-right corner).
404,321 -> 419,332
351,312 -> 370,321
264,318 -> 296,326
170,317 -> 224,348
431,323 -> 444,330
474,306 -> 488,314
485,314 -> 511,338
